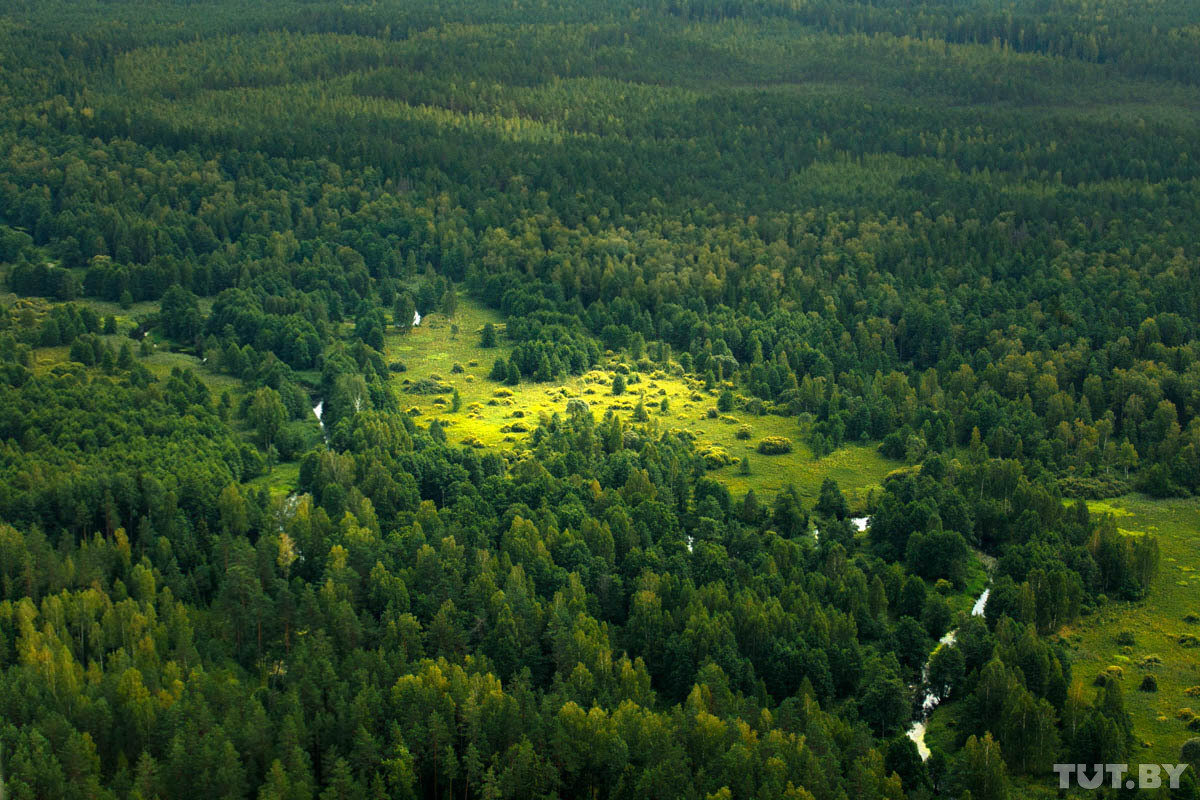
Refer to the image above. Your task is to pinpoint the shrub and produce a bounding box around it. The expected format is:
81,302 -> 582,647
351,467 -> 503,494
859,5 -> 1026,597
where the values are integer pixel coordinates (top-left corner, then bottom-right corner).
1116,631 -> 1136,647
1140,674 -> 1158,692
402,377 -> 452,394
1182,738 -> 1200,770
735,425 -> 752,440
757,436 -> 793,455
451,363 -> 464,374
697,444 -> 734,469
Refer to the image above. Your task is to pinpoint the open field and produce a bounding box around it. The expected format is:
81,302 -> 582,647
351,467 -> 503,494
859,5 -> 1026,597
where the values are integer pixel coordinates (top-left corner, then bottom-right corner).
384,295 -> 900,506
1056,495 -> 1200,765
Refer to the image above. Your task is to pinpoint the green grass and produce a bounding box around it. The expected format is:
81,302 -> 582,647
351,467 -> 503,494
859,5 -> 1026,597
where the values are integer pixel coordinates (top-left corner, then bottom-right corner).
1056,494 -> 1200,766
384,294 -> 901,505
136,345 -> 241,393
949,553 -> 991,616
716,438 -> 898,508
249,460 -> 301,499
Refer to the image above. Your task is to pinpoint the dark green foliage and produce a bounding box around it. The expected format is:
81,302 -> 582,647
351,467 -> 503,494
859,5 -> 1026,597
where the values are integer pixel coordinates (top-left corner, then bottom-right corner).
815,477 -> 847,520
1183,738 -> 1200,771
480,322 -> 497,348
489,357 -> 508,381
0,0 -> 1196,796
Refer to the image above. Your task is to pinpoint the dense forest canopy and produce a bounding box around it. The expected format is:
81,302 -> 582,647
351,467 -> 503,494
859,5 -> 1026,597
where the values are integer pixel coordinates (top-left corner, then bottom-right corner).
0,0 -> 1198,797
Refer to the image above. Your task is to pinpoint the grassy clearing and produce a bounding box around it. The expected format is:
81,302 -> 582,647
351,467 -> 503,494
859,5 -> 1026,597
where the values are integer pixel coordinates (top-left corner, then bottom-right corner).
1055,494 -> 1200,765
384,295 -> 900,505
248,460 -> 301,499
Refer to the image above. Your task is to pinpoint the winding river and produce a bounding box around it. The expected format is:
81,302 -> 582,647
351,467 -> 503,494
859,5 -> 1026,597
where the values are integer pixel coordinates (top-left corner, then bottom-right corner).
905,587 -> 991,759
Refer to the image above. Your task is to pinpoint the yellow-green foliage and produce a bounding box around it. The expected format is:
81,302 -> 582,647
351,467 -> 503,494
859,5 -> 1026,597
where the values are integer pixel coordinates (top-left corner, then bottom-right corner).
384,296 -> 897,506
757,435 -> 794,455
697,443 -> 735,469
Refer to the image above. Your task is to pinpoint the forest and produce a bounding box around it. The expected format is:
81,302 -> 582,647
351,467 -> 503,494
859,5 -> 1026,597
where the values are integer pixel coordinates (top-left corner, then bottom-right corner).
0,0 -> 1199,797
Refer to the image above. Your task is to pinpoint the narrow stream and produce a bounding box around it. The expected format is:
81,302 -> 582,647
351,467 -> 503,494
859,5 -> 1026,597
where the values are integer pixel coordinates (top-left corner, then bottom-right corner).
313,401 -> 327,443
905,587 -> 990,759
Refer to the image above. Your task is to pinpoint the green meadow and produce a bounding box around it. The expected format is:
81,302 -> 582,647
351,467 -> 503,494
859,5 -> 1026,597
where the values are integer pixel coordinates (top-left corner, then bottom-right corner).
1056,495 -> 1200,765
384,296 -> 900,507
